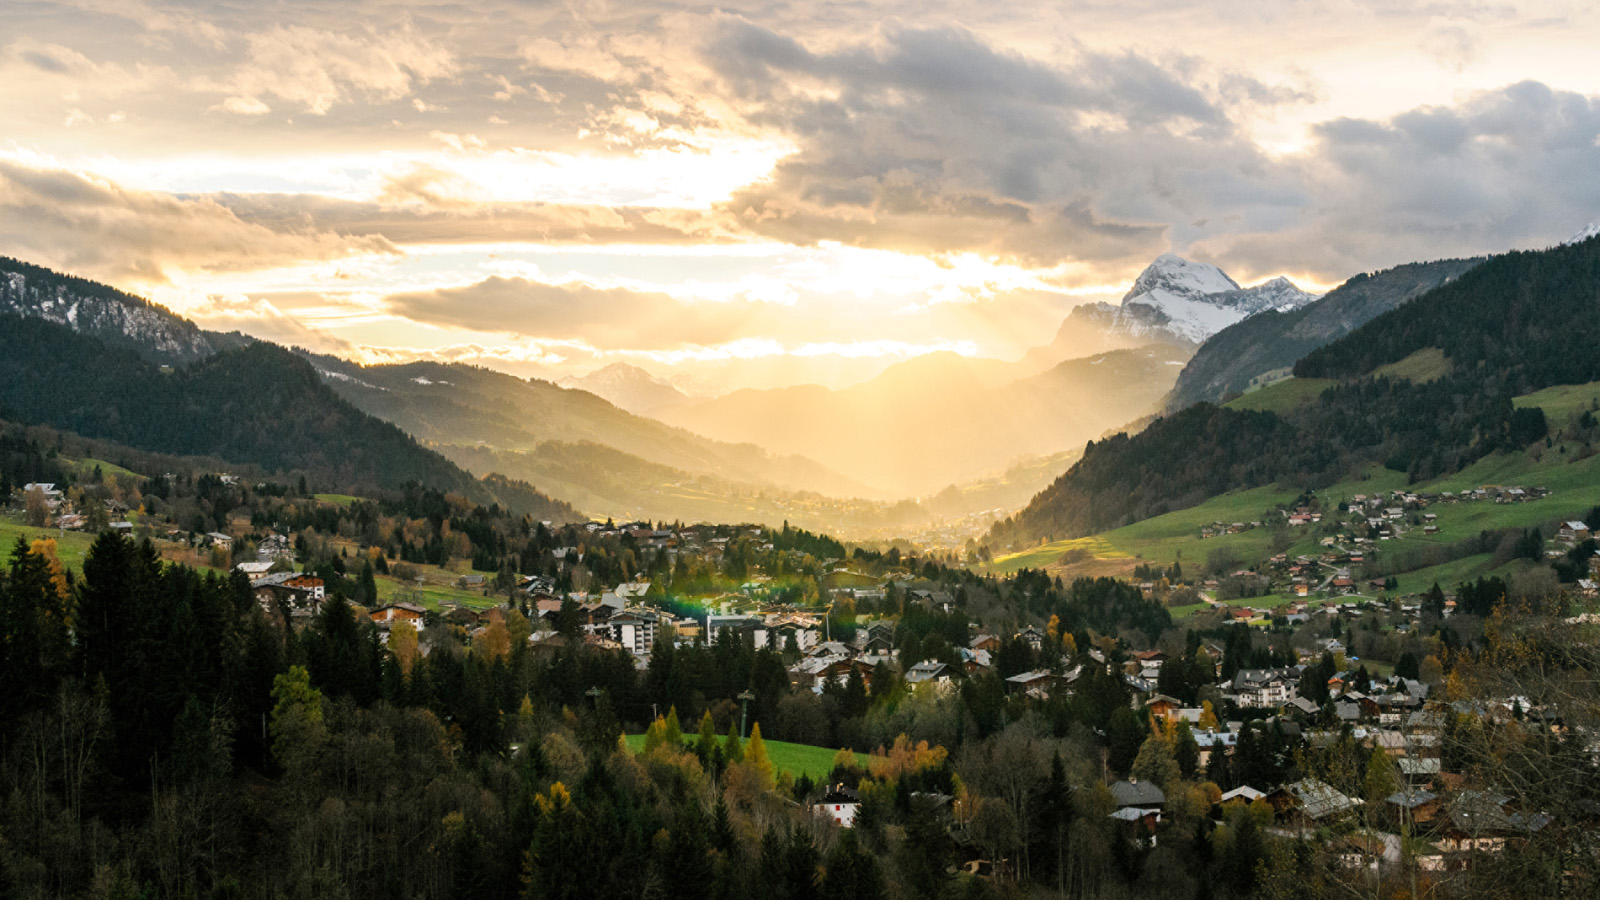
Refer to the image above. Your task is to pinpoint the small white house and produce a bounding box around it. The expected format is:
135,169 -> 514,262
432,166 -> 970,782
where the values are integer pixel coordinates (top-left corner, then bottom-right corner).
818,784 -> 861,827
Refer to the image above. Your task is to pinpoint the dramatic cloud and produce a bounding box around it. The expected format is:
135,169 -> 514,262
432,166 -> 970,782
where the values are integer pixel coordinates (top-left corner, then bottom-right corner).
386,277 -> 761,349
0,160 -> 396,281
701,21 -> 1308,268
1192,81 -> 1600,277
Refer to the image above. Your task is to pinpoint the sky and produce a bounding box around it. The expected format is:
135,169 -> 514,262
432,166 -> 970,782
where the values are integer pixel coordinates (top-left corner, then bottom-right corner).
5,0 -> 1599,391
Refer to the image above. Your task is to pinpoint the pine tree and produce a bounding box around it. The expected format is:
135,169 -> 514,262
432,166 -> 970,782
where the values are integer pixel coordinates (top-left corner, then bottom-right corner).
723,721 -> 745,764
696,709 -> 719,762
664,706 -> 683,747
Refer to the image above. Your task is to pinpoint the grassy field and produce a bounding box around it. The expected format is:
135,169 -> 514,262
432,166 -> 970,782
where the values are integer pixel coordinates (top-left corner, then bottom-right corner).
1514,379 -> 1600,428
372,570 -> 498,610
66,457 -> 147,481
1388,553 -> 1506,596
1370,347 -> 1450,383
314,493 -> 363,507
0,515 -> 98,569
989,483 -> 1307,575
622,734 -> 866,780
1223,377 -> 1337,414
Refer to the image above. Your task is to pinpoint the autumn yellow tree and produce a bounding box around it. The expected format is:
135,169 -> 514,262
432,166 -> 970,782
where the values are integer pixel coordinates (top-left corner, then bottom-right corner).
473,608 -> 511,659
745,722 -> 774,788
390,620 -> 419,676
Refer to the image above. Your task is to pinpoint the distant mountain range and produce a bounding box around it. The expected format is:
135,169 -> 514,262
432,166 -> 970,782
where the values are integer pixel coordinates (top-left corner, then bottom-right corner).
0,248 -> 1369,532
298,351 -> 872,497
559,362 -> 692,415
656,345 -> 1188,496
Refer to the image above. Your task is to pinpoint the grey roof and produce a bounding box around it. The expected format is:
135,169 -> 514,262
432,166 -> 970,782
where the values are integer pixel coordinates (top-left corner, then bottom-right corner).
1282,779 -> 1358,820
1109,780 -> 1166,809
1397,757 -> 1441,776
1386,789 -> 1436,810
1448,791 -> 1550,835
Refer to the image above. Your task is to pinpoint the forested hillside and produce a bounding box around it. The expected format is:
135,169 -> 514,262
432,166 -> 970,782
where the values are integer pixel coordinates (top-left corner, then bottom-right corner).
0,315 -> 580,520
303,352 -> 867,499
989,236 -> 1600,547
1165,257 -> 1483,409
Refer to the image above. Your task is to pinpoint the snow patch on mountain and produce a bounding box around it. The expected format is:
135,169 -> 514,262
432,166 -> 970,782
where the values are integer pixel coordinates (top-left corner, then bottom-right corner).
320,369 -> 386,391
0,266 -> 216,364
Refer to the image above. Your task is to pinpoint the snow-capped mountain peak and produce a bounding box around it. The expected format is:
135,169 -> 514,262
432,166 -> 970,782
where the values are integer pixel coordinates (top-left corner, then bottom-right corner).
1121,253 -> 1241,304
1066,253 -> 1320,346
1563,222 -> 1600,246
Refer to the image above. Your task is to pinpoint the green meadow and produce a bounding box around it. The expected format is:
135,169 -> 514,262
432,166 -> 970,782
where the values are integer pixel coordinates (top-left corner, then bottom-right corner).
623,734 -> 866,781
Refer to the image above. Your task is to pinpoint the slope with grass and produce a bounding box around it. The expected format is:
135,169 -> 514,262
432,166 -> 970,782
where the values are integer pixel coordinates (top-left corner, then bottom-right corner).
622,734 -> 866,781
989,444 -> 1600,601
0,514 -> 98,569
1514,379 -> 1600,428
1222,378 -> 1337,414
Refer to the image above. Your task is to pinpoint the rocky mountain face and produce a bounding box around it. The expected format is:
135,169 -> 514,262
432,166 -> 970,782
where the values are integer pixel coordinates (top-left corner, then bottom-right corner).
1062,253 -> 1320,347
0,257 -> 218,365
1164,257 -> 1485,410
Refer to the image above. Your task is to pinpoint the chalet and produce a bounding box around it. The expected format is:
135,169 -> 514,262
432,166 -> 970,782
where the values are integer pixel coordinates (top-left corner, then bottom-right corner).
1017,625 -> 1045,652
1004,670 -> 1058,698
1218,786 -> 1266,808
789,657 -> 873,692
1192,731 -> 1237,769
904,661 -> 953,687
1397,757 -> 1441,782
1270,779 -> 1358,829
1385,788 -> 1441,825
204,532 -> 234,550
259,533 -> 294,561
1109,805 -> 1161,838
1109,779 -> 1166,812
969,634 -> 1001,653
817,784 -> 861,827
443,606 -> 483,627
1438,791 -> 1550,854
458,574 -> 486,590
370,603 -> 427,627
1559,520 -> 1591,543
1144,693 -> 1183,722
1132,650 -> 1166,670
863,621 -> 897,654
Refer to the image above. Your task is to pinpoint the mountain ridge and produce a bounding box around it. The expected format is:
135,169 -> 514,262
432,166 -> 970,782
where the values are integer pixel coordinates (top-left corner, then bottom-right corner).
1164,256 -> 1486,410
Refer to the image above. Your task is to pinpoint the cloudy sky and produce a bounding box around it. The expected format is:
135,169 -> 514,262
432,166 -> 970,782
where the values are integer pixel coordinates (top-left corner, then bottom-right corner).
6,0 -> 1599,390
